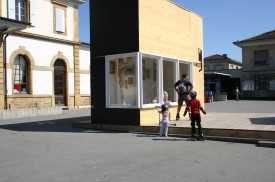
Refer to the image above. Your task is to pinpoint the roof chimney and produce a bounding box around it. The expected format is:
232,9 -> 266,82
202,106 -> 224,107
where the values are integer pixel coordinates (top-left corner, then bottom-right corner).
222,54 -> 227,58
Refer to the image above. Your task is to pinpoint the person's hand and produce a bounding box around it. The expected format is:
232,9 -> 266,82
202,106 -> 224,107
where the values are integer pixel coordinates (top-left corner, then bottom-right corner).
201,110 -> 206,115
183,109 -> 188,117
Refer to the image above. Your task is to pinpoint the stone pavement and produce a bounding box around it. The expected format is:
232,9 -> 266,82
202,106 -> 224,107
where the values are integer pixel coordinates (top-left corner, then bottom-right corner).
144,100 -> 275,142
73,100 -> 275,144
169,100 -> 275,131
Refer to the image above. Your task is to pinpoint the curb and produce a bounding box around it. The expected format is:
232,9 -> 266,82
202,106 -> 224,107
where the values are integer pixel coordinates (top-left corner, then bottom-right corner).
72,122 -> 275,145
257,141 -> 275,148
129,132 -> 273,145
0,107 -> 62,120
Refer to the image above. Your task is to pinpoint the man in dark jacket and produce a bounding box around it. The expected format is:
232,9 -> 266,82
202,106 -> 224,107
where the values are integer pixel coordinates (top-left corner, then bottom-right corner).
174,74 -> 193,120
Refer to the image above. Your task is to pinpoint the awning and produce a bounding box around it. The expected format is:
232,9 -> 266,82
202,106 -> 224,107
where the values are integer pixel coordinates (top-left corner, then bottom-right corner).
204,72 -> 231,78
0,17 -> 30,34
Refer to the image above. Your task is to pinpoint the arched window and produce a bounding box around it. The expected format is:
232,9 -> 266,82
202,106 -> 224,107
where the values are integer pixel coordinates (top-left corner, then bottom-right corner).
14,55 -> 28,94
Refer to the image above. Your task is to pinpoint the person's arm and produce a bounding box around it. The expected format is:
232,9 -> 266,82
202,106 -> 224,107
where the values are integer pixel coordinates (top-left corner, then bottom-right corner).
188,82 -> 193,93
198,100 -> 206,114
199,106 -> 206,115
183,106 -> 189,116
188,85 -> 193,93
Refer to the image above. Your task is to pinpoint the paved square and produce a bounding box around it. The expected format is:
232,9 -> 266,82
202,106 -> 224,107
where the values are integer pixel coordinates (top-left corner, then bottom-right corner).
0,107 -> 275,182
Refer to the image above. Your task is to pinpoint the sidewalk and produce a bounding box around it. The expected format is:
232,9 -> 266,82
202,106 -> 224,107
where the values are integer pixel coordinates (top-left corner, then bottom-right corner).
170,112 -> 275,131
73,100 -> 275,144
147,100 -> 275,140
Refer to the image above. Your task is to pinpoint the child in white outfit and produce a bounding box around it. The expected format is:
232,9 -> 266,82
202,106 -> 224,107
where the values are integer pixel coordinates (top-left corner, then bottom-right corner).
158,104 -> 170,137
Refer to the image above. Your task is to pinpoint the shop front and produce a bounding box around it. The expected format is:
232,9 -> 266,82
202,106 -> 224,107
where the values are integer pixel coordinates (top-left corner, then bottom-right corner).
90,0 -> 204,125
204,72 -> 231,102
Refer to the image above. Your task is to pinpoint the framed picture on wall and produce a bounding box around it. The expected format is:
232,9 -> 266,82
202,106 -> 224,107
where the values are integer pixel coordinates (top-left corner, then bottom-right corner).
128,77 -> 134,85
110,61 -> 115,74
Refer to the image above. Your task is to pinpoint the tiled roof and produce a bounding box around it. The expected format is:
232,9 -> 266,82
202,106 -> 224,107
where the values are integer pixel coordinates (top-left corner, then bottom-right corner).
238,30 -> 275,42
204,54 -> 228,60
204,54 -> 242,64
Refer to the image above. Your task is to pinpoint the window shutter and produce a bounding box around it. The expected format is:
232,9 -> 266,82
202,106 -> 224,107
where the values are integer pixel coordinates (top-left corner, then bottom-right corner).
55,8 -> 65,33
30,0 -> 36,26
8,0 -> 16,19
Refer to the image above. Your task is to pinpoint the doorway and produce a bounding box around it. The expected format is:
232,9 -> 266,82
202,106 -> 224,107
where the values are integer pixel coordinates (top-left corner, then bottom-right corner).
210,83 -> 216,93
54,59 -> 66,106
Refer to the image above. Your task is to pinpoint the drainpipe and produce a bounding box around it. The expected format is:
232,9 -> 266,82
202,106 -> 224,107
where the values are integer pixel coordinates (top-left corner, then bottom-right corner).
3,34 -> 9,110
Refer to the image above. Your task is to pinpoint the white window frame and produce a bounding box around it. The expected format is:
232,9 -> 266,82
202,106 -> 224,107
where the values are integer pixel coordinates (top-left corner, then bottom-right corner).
9,0 -> 26,21
105,52 -> 193,109
8,0 -> 16,19
140,53 -> 161,108
55,8 -> 65,33
162,57 -> 178,105
105,52 -> 139,108
30,0 -> 36,26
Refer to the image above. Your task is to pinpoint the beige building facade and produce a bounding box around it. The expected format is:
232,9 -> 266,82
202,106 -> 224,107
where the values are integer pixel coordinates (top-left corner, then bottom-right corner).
91,0 -> 204,125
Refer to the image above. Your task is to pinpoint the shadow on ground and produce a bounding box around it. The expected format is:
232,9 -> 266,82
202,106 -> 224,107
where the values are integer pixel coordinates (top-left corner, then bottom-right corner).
250,117 -> 275,125
0,116 -> 119,133
152,138 -> 188,141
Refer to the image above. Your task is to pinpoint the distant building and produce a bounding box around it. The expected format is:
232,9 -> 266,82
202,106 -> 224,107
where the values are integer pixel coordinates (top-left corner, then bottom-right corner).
204,54 -> 242,71
234,30 -> 275,100
204,54 -> 242,100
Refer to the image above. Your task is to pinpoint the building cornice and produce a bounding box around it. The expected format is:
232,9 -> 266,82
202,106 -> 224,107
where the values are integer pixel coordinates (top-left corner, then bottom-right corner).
11,31 -> 81,45
52,0 -> 86,6
233,39 -> 275,48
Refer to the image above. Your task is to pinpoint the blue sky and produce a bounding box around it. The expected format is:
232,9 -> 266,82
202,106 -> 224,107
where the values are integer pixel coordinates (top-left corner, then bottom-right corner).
78,0 -> 275,62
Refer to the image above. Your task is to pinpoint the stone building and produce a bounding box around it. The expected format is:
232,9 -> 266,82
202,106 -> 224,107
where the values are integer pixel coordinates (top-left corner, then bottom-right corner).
0,0 -> 90,110
234,30 -> 275,99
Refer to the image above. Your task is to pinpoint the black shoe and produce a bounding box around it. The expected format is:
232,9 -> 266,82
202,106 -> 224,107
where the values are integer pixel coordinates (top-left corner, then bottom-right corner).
176,113 -> 180,120
198,135 -> 205,141
188,135 -> 196,141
